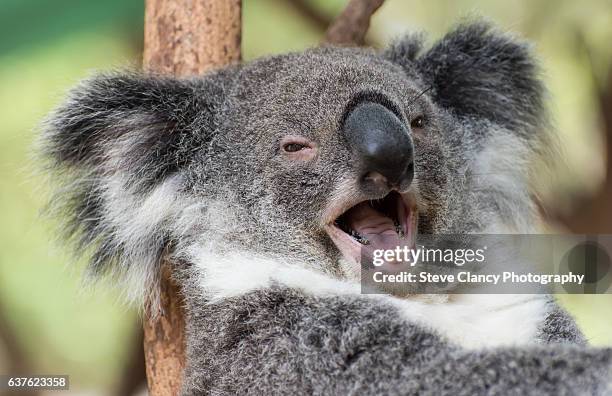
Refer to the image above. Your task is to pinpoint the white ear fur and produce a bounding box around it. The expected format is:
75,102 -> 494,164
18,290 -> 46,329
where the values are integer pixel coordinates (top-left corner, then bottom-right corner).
474,130 -> 538,233
99,173 -> 185,303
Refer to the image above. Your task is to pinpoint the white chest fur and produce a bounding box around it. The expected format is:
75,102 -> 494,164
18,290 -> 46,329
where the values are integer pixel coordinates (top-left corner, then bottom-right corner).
392,293 -> 548,349
194,251 -> 548,350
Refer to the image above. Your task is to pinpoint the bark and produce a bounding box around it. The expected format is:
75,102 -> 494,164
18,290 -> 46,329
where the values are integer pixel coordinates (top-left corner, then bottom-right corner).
142,262 -> 186,396
324,0 -> 385,46
144,0 -> 241,76
142,1 -> 241,395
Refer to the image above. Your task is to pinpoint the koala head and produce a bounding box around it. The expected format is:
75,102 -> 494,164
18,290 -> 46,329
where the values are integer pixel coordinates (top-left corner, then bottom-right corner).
42,22 -> 547,298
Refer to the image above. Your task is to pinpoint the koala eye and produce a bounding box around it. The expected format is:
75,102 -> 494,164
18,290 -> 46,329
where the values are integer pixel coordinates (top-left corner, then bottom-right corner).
279,136 -> 317,161
283,143 -> 307,152
410,116 -> 425,130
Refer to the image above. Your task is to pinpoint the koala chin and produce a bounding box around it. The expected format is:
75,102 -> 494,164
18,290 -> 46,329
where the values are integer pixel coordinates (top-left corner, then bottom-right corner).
40,21 -> 612,395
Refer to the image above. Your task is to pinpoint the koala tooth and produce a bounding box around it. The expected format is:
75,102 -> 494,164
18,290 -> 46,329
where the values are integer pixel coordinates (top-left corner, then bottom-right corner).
348,229 -> 369,245
357,236 -> 370,245
395,222 -> 405,238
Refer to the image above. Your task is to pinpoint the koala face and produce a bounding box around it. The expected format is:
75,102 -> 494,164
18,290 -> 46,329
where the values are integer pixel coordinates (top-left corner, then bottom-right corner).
193,48 -> 451,278
42,23 -> 546,294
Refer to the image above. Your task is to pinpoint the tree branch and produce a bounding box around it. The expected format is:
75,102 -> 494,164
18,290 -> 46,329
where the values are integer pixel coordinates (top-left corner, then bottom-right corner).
142,262 -> 187,395
324,0 -> 385,46
142,1 -> 241,394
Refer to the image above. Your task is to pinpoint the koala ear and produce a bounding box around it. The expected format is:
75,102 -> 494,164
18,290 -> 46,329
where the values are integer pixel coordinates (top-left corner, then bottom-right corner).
389,22 -> 545,136
40,70 -> 233,299
384,32 -> 425,67
44,71 -> 230,192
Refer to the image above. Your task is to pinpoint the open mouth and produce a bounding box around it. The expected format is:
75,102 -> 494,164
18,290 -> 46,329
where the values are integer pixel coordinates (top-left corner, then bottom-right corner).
324,191 -> 417,272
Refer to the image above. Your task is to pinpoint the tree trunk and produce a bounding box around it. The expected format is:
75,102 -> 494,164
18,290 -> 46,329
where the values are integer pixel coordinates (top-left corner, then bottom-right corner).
142,1 -> 241,395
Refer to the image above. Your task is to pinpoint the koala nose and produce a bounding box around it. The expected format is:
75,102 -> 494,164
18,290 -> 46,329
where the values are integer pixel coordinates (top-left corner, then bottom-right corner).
343,101 -> 414,193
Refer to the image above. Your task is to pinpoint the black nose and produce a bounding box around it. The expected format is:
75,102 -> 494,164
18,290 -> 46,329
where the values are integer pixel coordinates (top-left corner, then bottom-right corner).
343,101 -> 414,193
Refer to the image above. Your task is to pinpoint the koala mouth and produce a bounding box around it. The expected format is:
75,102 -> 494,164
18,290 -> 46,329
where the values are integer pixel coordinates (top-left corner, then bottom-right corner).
324,191 -> 417,270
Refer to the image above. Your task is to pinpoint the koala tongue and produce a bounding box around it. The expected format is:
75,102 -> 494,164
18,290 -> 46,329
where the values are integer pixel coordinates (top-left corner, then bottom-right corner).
346,202 -> 403,250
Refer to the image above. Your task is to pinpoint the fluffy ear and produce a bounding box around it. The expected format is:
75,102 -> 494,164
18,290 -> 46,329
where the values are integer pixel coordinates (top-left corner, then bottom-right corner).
388,22 -> 546,136
40,70 -> 233,300
44,71 -> 232,191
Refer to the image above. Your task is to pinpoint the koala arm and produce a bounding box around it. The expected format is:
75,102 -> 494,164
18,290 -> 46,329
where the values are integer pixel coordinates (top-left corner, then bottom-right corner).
181,288 -> 611,396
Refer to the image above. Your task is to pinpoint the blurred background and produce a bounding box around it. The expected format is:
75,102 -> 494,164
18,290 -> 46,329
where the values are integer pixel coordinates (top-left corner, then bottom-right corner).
0,0 -> 611,394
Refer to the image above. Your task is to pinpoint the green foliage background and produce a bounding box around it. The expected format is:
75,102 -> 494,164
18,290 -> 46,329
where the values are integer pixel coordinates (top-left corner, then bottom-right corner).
0,0 -> 610,393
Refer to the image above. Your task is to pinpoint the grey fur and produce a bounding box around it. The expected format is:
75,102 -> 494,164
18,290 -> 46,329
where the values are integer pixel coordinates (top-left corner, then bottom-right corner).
40,21 -> 612,395
181,287 -> 609,395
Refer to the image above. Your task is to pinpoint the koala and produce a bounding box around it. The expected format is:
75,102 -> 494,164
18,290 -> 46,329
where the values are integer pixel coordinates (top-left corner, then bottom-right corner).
41,22 -> 612,395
